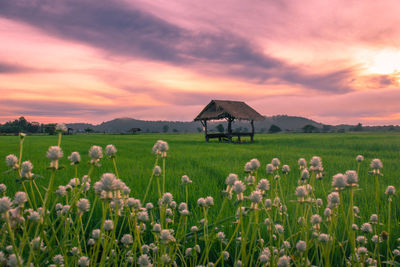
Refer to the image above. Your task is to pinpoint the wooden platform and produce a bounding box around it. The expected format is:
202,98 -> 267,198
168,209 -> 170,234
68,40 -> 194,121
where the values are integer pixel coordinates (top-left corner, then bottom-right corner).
205,132 -> 254,143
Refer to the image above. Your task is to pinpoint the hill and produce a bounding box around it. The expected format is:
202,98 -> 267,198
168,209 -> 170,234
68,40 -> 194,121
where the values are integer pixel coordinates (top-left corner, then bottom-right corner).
67,115 -> 324,133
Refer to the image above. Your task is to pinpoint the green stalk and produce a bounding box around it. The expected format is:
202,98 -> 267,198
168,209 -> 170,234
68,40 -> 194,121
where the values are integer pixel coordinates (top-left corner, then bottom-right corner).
375,173 -> 381,266
162,156 -> 166,194
214,216 -> 241,266
143,156 -> 159,203
57,132 -> 62,147
387,197 -> 392,261
112,157 -> 119,179
5,213 -> 22,267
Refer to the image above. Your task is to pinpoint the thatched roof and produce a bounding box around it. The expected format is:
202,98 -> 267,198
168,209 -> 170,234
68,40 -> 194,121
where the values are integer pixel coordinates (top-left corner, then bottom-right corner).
194,100 -> 265,121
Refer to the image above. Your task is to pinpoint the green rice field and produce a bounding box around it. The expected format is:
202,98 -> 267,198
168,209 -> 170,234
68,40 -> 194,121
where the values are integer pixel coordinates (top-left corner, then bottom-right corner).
0,132 -> 399,266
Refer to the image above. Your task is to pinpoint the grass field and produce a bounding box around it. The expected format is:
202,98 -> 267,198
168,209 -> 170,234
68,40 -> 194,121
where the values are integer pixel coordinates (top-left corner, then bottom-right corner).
1,132 -> 400,266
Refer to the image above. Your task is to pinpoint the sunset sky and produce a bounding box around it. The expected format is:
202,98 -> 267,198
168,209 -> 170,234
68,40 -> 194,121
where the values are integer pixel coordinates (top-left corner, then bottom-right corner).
1,0 -> 400,125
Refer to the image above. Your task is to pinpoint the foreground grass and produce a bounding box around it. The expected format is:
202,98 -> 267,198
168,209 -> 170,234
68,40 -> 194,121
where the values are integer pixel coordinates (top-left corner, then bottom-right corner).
0,132 -> 399,266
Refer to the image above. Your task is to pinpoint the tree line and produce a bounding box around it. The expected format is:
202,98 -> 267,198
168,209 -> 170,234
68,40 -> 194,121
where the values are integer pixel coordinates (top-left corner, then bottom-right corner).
0,117 -> 60,135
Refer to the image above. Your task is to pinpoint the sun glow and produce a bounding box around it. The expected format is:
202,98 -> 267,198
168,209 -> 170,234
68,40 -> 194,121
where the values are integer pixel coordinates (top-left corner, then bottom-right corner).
364,49 -> 400,75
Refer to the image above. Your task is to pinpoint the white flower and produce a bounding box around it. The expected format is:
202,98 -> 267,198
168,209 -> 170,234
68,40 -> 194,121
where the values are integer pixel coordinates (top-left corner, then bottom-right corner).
105,144 -> 117,157
56,186 -> 67,197
332,173 -> 347,188
217,232 -> 225,240
370,214 -> 378,224
197,197 -> 206,207
244,162 -> 252,172
356,155 -> 364,162
356,235 -> 367,244
311,214 -> 322,225
295,185 -> 307,198
0,196 -> 12,213
275,224 -> 284,234
0,184 -> 6,193
138,254 -> 152,266
181,175 -> 192,184
7,254 -> 23,267
233,181 -> 245,193
99,173 -> 117,192
225,173 -> 238,185
5,154 -> 18,168
162,192 -> 173,205
28,211 -> 40,222
138,211 -> 149,222
370,158 -> 383,170
205,196 -> 214,206
21,160 -> 33,178
152,140 -> 169,154
47,146 -> 63,161
89,145 -> 103,163
223,251 -> 230,261
300,169 -> 309,180
310,156 -> 322,168
271,158 -> 280,168
55,123 -> 67,132
277,255 -> 290,267
266,163 -> 274,174
13,192 -> 27,206
345,170 -> 358,185
68,178 -> 80,187
78,256 -> 90,267
318,234 -> 330,243
249,190 -> 262,203
92,229 -> 101,240
296,240 -> 306,252
257,179 -> 270,191
53,254 -> 64,265
153,166 -> 161,176
282,165 -> 290,173
361,222 -> 373,233
298,158 -> 307,168
357,247 -> 368,256
68,152 -> 81,165
160,229 -> 174,244
121,234 -> 133,246
385,185 -> 396,195
250,158 -> 260,170
324,208 -> 332,218
152,224 -> 161,233
104,220 -> 114,231
393,249 -> 400,256
77,198 -> 90,213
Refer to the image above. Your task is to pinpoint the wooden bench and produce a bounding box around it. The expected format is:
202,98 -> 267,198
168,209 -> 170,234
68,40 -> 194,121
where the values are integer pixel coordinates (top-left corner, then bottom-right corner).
206,132 -> 254,143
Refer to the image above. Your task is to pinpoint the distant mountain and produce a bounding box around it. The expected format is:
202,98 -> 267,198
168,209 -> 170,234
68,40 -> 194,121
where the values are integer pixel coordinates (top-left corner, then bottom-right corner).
67,115 -> 325,133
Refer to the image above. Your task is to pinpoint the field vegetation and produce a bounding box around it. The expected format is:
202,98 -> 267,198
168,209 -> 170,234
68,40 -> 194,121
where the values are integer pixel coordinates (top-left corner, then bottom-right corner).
0,129 -> 399,266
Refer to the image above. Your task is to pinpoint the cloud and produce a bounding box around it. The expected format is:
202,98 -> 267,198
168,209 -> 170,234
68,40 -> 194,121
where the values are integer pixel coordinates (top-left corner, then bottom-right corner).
0,62 -> 31,73
0,0 -> 356,93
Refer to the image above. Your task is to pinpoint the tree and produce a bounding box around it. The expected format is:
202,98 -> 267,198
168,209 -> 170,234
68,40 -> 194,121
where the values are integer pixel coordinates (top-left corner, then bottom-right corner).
269,124 -> 282,133
84,127 -> 94,133
162,125 -> 169,133
302,124 -> 318,133
322,125 -> 332,133
44,124 -> 57,135
354,123 -> 363,132
172,128 -> 179,133
216,124 -> 224,133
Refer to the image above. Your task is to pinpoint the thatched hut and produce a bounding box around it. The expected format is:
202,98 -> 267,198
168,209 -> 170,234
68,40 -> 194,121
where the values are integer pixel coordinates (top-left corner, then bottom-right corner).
194,100 -> 265,142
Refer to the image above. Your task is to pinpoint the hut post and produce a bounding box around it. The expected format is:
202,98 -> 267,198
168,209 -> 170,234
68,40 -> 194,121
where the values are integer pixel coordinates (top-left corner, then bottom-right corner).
202,120 -> 209,142
227,118 -> 233,141
250,120 -> 254,142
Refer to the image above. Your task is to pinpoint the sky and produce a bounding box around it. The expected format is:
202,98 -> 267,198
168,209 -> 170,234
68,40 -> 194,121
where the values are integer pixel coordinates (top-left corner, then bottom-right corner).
0,0 -> 400,126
